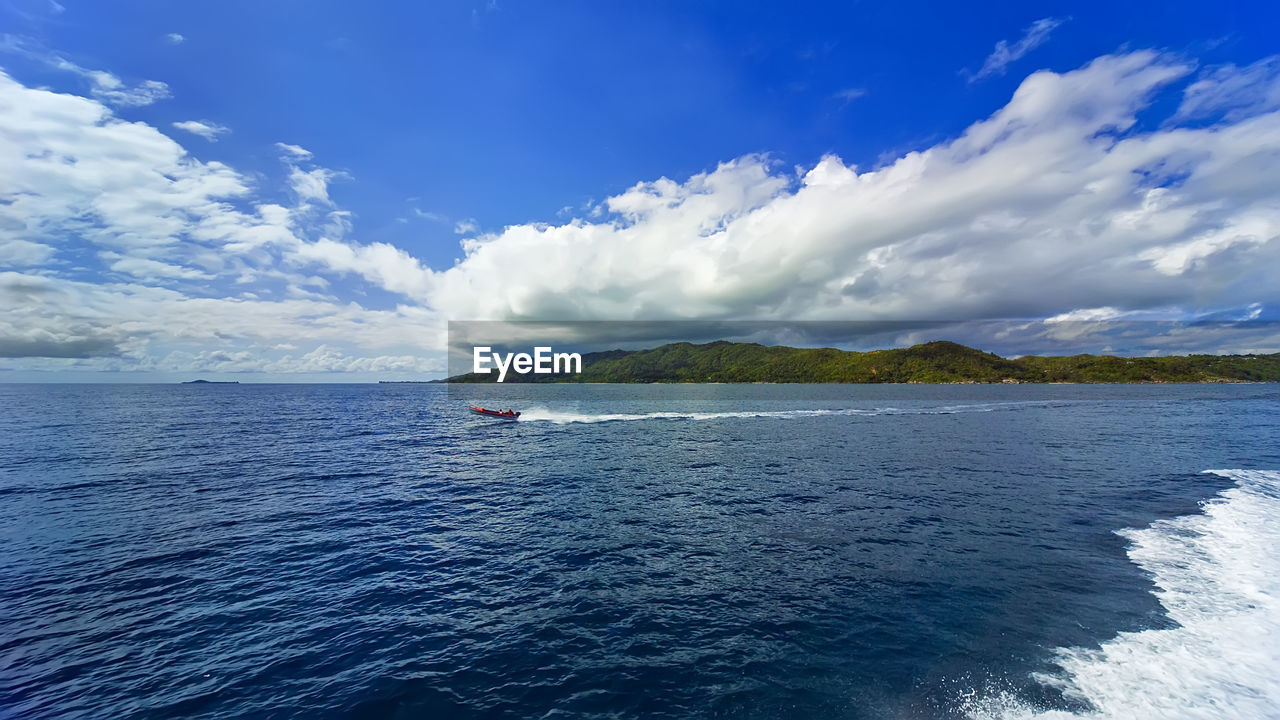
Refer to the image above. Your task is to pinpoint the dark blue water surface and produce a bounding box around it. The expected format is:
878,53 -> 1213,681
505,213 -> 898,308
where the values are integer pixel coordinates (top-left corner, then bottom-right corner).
2,384 -> 1278,720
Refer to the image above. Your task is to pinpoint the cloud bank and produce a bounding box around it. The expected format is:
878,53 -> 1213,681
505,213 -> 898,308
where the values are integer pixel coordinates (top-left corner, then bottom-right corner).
429,52 -> 1280,326
3,50 -> 1280,376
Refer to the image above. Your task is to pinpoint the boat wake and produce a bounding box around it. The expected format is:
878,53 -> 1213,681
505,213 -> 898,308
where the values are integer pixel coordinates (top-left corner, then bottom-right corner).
964,469 -> 1280,719
515,401 -> 1060,425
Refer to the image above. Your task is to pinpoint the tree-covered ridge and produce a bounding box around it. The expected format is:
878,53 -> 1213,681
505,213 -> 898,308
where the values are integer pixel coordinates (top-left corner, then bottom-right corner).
447,340 -> 1280,383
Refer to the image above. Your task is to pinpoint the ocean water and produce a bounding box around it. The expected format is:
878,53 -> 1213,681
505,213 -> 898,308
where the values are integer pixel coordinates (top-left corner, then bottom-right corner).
1,383 -> 1277,720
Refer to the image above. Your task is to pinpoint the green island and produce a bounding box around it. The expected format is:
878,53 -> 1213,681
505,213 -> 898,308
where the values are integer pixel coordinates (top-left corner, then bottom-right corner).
445,340 -> 1280,384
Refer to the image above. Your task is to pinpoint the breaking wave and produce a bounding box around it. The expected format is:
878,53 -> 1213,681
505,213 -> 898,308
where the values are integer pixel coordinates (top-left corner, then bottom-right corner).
965,469 -> 1280,720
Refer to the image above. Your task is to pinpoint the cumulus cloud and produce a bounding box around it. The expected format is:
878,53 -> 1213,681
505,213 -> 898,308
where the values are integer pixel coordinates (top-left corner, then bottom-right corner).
165,33 -> 185,45
454,218 -> 479,235
287,166 -> 343,205
969,17 -> 1067,82
0,67 -> 437,374
0,69 -> 252,255
424,52 -> 1280,326
0,239 -> 57,266
4,49 -> 1280,376
293,238 -> 433,300
103,254 -> 212,281
172,119 -> 229,141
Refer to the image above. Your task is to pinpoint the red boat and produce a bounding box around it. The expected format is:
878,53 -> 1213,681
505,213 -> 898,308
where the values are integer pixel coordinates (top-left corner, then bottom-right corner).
470,406 -> 521,420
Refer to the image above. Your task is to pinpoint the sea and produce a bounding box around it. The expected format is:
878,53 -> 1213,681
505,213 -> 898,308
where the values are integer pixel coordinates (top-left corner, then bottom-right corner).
1,383 -> 1277,720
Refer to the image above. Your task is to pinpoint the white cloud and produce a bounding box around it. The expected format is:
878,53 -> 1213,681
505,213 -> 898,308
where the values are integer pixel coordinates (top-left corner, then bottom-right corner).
275,142 -> 313,160
104,253 -> 212,281
165,33 -> 185,45
96,77 -> 170,107
833,88 -> 866,107
454,218 -> 479,235
287,165 -> 342,205
0,239 -> 57,266
4,49 -> 1280,376
156,345 -> 443,374
172,119 -> 229,141
413,208 -> 448,223
424,52 -> 1280,326
274,142 -> 346,207
1175,56 -> 1280,122
52,58 -> 171,106
0,65 -> 448,374
1,35 -> 171,106
0,270 -> 443,366
970,17 -> 1067,82
293,238 -> 434,300
0,70 -> 255,255
1044,307 -> 1125,323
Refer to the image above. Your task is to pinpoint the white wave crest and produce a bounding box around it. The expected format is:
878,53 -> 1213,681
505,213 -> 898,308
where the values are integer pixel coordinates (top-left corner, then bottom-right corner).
967,469 -> 1280,720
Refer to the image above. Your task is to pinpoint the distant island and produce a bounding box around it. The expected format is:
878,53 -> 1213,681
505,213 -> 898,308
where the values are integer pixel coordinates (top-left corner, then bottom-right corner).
181,379 -> 240,384
444,340 -> 1280,384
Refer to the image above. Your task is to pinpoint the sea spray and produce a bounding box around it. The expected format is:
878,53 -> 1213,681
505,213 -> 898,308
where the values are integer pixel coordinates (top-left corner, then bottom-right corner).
966,469 -> 1280,719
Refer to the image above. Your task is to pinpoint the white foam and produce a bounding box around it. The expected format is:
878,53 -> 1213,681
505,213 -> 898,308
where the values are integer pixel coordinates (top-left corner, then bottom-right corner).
516,406 -> 864,424
515,400 -> 1054,425
966,469 -> 1280,720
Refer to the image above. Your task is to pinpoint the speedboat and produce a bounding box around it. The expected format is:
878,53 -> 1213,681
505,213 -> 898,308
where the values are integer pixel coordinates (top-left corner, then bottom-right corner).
470,406 -> 520,420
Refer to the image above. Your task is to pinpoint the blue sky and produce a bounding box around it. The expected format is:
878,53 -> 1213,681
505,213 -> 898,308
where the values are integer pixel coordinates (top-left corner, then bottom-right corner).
11,0 -> 1275,266
2,1 -> 1280,379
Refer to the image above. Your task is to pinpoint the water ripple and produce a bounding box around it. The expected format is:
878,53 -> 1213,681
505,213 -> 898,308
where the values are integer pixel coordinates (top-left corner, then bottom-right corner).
1,383 -> 1275,719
